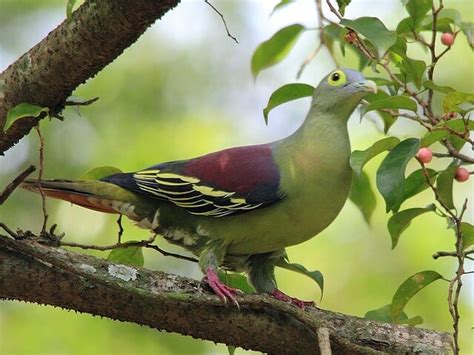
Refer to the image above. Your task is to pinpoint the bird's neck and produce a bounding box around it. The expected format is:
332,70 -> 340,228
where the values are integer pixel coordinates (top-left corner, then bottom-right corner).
281,105 -> 351,162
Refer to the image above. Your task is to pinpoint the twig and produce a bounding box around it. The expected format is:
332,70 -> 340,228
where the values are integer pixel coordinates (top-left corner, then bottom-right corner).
324,0 -> 342,20
64,96 -> 99,106
297,43 -> 323,79
60,235 -> 199,263
0,222 -> 18,238
317,328 -> 332,355
116,215 -> 124,244
34,126 -> 48,233
204,0 -> 238,44
433,249 -> 474,259
443,139 -> 474,164
0,165 -> 36,205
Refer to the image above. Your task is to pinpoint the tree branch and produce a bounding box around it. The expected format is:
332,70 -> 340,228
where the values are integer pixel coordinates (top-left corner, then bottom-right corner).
0,0 -> 180,155
0,235 -> 452,354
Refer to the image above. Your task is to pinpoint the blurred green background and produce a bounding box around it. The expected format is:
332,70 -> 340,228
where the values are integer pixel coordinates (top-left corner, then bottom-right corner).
0,0 -> 473,354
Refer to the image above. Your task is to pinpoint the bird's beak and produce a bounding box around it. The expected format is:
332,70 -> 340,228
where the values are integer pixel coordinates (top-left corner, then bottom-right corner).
358,80 -> 378,94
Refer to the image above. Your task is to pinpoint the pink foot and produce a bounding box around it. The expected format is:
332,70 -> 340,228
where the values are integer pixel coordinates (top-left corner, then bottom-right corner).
203,268 -> 240,306
270,289 -> 315,309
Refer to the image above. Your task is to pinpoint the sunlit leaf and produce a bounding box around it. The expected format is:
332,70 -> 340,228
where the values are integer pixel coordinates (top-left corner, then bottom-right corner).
4,103 -> 49,132
390,270 -> 443,321
460,22 -> 474,49
436,164 -> 457,210
218,270 -> 255,294
349,171 -> 376,224
251,24 -> 305,79
365,304 -> 423,325
66,0 -> 77,19
341,17 -> 397,57
350,137 -> 400,176
460,222 -> 474,249
423,80 -> 454,94
270,0 -> 295,15
79,166 -> 123,180
364,91 -> 397,133
365,96 -> 417,113
263,83 -> 314,123
277,259 -> 324,298
376,138 -> 420,213
336,0 -> 351,16
388,205 -> 435,249
107,244 -> 144,267
442,91 -> 474,114
405,0 -> 433,28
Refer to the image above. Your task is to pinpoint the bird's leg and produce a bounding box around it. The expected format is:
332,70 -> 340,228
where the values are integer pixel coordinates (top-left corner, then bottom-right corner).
269,289 -> 315,309
248,251 -> 315,310
199,240 -> 240,306
203,268 -> 240,306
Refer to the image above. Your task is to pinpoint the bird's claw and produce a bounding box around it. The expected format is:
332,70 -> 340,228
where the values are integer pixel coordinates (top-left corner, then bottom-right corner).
270,289 -> 315,310
204,268 -> 240,307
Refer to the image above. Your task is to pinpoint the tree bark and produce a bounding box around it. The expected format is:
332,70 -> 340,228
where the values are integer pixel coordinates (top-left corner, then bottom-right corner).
0,0 -> 179,155
0,235 -> 452,354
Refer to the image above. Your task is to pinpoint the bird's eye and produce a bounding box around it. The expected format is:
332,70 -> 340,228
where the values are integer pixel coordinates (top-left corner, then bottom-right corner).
327,70 -> 347,86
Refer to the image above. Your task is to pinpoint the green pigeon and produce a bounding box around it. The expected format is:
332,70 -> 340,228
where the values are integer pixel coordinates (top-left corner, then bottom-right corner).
22,69 -> 377,307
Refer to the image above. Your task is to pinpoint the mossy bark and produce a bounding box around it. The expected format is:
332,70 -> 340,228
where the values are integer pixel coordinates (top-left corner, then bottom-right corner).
0,236 -> 452,354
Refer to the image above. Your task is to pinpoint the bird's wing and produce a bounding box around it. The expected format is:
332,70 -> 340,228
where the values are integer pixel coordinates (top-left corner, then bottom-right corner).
129,144 -> 283,217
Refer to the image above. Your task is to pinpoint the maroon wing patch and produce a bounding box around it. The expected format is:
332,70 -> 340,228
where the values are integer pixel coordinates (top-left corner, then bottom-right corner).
131,144 -> 282,217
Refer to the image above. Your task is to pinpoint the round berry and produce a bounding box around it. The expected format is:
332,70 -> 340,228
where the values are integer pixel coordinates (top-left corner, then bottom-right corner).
416,148 -> 433,164
441,32 -> 454,47
454,167 -> 469,182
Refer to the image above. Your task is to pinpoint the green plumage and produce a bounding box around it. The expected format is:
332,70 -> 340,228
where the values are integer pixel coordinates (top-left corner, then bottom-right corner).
22,69 -> 377,305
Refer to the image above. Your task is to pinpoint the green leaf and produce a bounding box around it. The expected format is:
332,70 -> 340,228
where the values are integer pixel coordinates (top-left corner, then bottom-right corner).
365,96 -> 417,113
349,171 -> 376,224
263,83 -> 314,123
405,0 -> 433,28
107,244 -> 144,267
436,164 -> 457,210
376,138 -> 420,213
251,24 -> 305,78
390,270 -> 443,321
460,222 -> 474,249
79,166 -> 123,180
423,80 -> 454,94
340,17 -> 397,57
336,0 -> 351,16
397,57 -> 426,88
4,103 -> 49,132
270,0 -> 295,15
364,91 -> 397,133
364,304 -> 423,325
350,137 -> 400,176
66,0 -> 77,19
421,119 -> 474,147
442,91 -> 474,114
218,271 -> 255,294
395,168 -> 437,210
277,259 -> 324,298
461,22 -> 474,49
366,77 -> 394,87
227,345 -> 236,355
322,24 -> 344,55
388,205 -> 435,249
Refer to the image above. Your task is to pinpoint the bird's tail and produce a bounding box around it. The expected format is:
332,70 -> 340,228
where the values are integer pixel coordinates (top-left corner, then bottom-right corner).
22,179 -> 120,213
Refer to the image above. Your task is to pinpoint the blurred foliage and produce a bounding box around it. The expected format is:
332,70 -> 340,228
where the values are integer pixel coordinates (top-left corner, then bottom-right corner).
0,0 -> 473,354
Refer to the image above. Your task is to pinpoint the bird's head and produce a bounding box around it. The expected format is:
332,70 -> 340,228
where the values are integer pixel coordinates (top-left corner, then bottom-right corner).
311,68 -> 377,117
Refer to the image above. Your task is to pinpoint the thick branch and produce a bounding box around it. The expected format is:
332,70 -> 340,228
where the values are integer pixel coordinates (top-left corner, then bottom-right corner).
0,0 -> 179,155
0,236 -> 451,354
